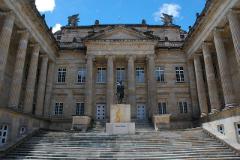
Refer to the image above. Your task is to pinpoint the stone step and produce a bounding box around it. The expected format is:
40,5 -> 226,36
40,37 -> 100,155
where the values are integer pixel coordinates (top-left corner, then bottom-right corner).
3,129 -> 238,159
4,154 -> 240,160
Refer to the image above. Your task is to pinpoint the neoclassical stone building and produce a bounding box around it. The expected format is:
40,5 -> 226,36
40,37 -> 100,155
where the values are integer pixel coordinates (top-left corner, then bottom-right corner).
0,0 -> 240,152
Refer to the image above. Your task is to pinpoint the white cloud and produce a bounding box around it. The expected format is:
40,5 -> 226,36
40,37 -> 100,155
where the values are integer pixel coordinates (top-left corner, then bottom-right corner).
35,0 -> 56,12
153,3 -> 181,22
52,23 -> 62,33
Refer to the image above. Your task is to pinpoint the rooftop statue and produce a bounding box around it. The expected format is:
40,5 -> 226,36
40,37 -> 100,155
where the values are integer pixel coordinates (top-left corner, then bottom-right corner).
161,13 -> 173,26
68,14 -> 79,27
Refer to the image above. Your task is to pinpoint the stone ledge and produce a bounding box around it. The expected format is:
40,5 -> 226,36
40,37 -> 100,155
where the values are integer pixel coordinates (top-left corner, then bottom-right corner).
201,107 -> 240,123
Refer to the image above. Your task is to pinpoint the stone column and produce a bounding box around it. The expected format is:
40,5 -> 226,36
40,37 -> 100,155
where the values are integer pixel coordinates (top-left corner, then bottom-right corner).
23,44 -> 40,114
228,10 -> 240,67
128,56 -> 136,118
187,60 -> 200,119
193,55 -> 208,117
0,12 -> 15,95
106,56 -> 114,118
35,55 -> 49,116
202,42 -> 221,113
147,55 -> 157,118
44,62 -> 55,117
8,31 -> 29,109
85,55 -> 94,117
213,29 -> 236,108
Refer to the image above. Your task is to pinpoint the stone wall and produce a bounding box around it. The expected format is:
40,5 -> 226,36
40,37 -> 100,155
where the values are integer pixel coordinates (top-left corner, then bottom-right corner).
202,108 -> 240,151
0,108 -> 49,152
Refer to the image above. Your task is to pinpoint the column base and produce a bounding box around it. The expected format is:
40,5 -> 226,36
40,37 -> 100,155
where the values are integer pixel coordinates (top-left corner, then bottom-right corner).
200,113 -> 208,117
209,109 -> 220,115
224,103 -> 239,110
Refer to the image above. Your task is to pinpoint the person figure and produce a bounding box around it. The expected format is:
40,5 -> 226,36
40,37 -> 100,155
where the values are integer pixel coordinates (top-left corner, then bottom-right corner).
116,81 -> 124,104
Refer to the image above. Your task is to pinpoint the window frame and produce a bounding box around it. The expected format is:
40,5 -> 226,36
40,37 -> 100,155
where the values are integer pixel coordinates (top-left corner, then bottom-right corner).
158,102 -> 167,115
54,102 -> 64,115
179,101 -> 188,114
217,124 -> 225,135
156,66 -> 165,83
175,66 -> 185,83
77,68 -> 86,84
136,67 -> 145,83
0,124 -> 8,145
57,68 -> 67,83
76,102 -> 85,116
97,67 -> 107,84
235,122 -> 240,143
116,67 -> 125,83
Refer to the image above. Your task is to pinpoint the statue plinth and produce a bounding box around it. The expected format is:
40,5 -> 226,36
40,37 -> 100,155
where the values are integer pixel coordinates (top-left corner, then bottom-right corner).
106,104 -> 135,135
110,104 -> 131,123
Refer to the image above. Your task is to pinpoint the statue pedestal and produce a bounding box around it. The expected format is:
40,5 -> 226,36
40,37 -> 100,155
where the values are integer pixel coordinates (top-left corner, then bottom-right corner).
71,116 -> 91,132
106,104 -> 135,135
152,114 -> 171,130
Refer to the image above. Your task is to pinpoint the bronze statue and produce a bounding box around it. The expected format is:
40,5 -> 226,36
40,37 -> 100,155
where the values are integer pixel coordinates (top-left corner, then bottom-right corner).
68,14 -> 79,27
116,81 -> 124,104
161,13 -> 173,26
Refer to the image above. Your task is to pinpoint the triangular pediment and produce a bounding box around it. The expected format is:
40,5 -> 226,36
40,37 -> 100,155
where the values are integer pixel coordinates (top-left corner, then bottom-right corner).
85,26 -> 155,40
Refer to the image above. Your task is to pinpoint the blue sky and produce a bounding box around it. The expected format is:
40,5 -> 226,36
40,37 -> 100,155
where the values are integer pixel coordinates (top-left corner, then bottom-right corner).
35,0 -> 206,32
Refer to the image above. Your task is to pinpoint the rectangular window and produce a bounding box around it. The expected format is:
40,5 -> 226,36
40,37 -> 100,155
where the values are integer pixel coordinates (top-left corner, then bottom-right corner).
76,103 -> 85,116
176,66 -> 185,82
179,101 -> 188,113
156,67 -> 165,82
136,67 -> 145,83
57,68 -> 66,83
97,67 -> 106,83
54,102 -> 63,115
235,122 -> 240,136
158,102 -> 167,114
217,124 -> 225,135
116,68 -> 125,83
0,125 -> 8,145
77,68 -> 86,83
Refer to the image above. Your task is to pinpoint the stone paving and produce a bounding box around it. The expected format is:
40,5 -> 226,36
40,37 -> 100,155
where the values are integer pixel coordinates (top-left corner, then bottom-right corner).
3,126 -> 240,160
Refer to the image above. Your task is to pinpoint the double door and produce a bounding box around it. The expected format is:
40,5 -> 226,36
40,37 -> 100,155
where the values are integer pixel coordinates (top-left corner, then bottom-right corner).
137,104 -> 146,120
96,104 -> 105,120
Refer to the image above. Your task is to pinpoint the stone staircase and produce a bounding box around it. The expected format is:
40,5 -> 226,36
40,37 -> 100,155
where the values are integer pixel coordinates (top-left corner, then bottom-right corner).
90,121 -> 106,133
3,128 -> 239,160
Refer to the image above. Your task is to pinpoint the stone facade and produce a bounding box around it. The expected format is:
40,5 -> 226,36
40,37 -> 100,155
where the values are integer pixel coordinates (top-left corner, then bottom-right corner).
0,0 -> 240,152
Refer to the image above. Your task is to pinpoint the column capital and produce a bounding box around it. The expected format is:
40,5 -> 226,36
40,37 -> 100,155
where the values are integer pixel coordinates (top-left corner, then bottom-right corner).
30,43 -> 40,52
17,30 -> 30,40
86,55 -> 95,61
227,8 -> 240,18
213,27 -> 224,37
202,41 -> 213,47
193,53 -> 203,58
202,41 -> 212,54
0,11 -> 15,18
40,54 -> 48,59
127,55 -> 137,61
105,55 -> 115,61
146,54 -> 156,61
